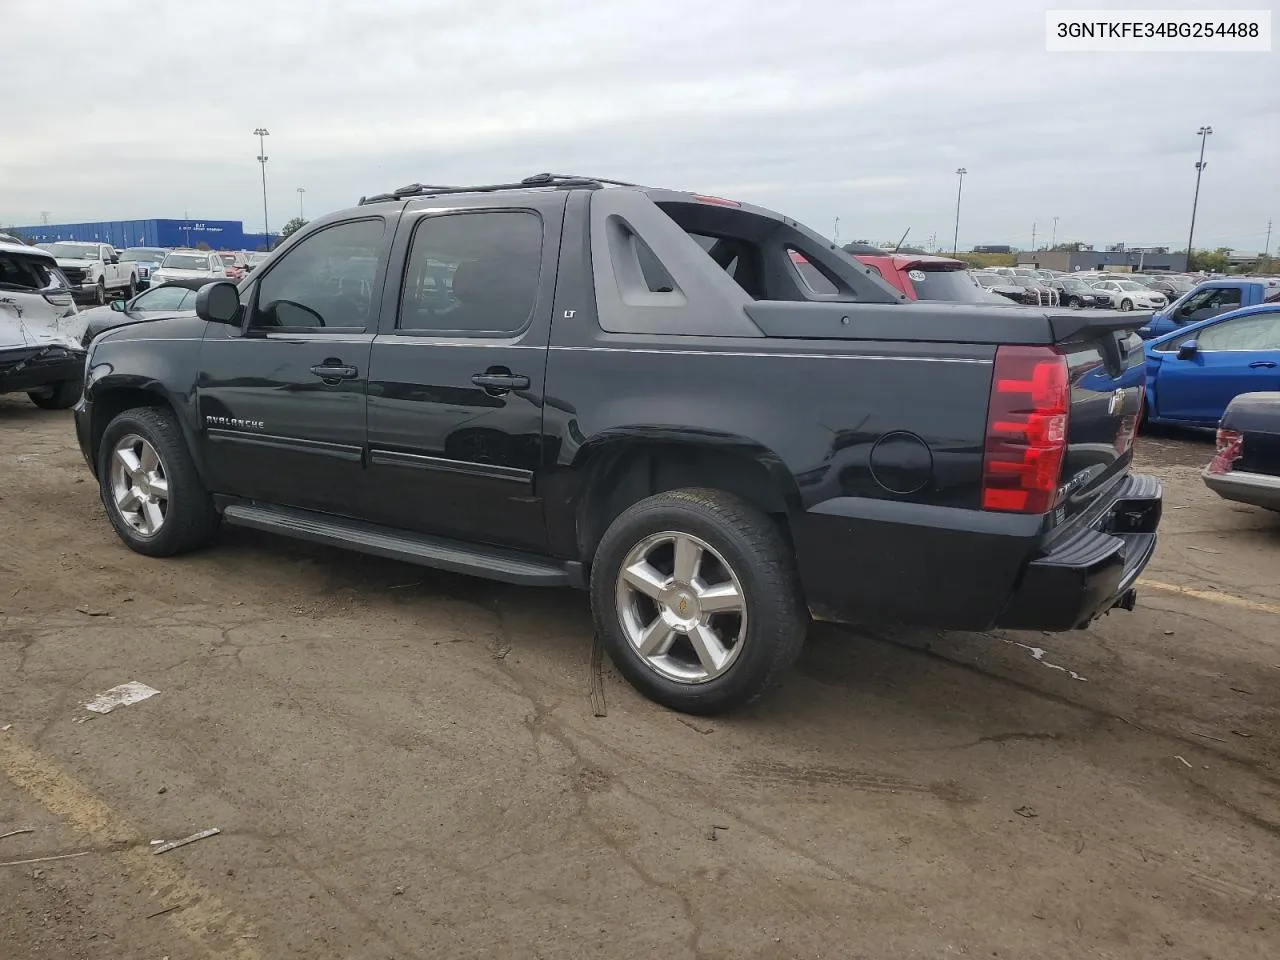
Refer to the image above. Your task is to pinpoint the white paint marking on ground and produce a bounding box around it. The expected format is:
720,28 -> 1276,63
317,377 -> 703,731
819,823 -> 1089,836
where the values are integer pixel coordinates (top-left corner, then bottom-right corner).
999,638 -> 1088,682
1138,579 -> 1280,616
83,682 -> 160,714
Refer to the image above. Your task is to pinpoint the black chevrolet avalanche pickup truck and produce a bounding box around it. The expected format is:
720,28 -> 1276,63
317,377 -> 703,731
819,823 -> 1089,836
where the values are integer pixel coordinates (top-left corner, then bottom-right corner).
73,174 -> 1162,714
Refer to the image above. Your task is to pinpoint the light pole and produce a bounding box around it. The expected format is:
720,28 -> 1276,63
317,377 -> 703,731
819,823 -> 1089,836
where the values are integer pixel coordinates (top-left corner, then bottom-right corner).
254,127 -> 270,245
951,167 -> 967,255
1185,125 -> 1212,270
297,187 -> 306,220
1051,216 -> 1059,248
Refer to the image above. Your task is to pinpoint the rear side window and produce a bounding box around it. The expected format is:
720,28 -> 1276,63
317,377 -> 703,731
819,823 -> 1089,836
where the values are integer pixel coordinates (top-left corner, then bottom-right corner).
398,211 -> 542,336
0,253 -> 53,291
789,251 -> 839,295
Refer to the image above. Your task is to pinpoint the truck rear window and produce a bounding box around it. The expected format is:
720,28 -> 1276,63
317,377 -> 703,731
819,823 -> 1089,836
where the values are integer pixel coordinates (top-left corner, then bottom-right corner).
911,268 -> 1002,303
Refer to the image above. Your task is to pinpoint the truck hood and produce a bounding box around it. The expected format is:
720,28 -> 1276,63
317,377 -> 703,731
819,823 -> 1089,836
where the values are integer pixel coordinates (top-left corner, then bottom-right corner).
0,308 -> 86,354
84,309 -> 197,348
56,259 -> 96,270
93,311 -> 209,346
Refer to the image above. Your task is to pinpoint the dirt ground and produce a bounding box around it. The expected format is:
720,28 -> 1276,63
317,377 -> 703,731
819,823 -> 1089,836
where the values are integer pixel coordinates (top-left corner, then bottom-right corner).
2,394 -> 1278,960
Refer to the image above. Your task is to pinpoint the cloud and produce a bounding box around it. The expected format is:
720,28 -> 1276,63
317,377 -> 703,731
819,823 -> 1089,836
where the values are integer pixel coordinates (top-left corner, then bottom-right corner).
0,0 -> 1274,251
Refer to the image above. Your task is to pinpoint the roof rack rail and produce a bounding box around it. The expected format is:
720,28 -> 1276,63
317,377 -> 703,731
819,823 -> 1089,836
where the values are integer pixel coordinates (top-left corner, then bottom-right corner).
358,172 -> 627,206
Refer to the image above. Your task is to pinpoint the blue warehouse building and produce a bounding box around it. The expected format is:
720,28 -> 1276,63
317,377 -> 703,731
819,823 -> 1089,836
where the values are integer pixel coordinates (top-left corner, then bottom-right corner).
12,219 -> 275,252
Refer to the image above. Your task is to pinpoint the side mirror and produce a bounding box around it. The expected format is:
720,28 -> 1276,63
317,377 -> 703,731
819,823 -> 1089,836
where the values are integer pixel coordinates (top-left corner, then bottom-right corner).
1177,340 -> 1198,361
109,299 -> 126,313
109,255 -> 120,264
195,280 -> 241,325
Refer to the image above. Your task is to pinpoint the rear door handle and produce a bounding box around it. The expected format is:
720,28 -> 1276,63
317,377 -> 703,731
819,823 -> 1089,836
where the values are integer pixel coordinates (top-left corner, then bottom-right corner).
471,373 -> 530,391
1248,361 -> 1277,368
310,362 -> 359,381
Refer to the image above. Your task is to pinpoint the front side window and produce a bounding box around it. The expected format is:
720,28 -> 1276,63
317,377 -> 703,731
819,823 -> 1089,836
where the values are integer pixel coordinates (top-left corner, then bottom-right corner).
252,218 -> 386,331
1196,313 -> 1280,351
397,211 -> 541,335
133,285 -> 192,311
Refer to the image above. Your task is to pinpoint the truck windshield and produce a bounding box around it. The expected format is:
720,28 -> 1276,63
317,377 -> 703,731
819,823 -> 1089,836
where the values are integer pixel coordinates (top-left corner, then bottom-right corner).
47,243 -> 98,259
162,254 -> 210,270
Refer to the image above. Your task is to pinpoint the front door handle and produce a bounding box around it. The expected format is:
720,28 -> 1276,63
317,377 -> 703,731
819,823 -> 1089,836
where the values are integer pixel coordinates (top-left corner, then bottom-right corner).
310,361 -> 359,382
1248,361 -> 1277,369
471,372 -> 530,391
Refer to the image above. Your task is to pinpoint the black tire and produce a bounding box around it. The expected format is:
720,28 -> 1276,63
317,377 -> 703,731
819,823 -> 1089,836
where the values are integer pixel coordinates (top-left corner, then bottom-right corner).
1067,296 -> 1081,308
27,379 -> 81,410
1119,298 -> 1133,312
125,276 -> 137,298
97,406 -> 219,557
590,488 -> 807,715
94,279 -> 106,305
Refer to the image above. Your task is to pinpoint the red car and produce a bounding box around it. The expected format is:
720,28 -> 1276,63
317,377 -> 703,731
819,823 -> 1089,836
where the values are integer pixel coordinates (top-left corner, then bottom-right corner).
849,253 -> 993,301
217,251 -> 248,281
789,250 -> 999,304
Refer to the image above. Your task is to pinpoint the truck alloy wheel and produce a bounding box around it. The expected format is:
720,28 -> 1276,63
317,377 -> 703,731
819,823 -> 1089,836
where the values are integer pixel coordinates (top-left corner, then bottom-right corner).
97,407 -> 219,557
614,530 -> 747,683
590,488 -> 806,714
95,280 -> 106,305
109,434 -> 170,537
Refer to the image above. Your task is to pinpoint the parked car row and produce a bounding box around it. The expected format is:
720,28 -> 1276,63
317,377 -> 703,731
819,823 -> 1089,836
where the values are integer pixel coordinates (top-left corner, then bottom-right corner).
32,243 -> 268,298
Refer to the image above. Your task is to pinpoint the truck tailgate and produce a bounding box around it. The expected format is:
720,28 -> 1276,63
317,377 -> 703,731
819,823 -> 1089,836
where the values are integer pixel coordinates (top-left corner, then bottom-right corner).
1050,313 -> 1147,523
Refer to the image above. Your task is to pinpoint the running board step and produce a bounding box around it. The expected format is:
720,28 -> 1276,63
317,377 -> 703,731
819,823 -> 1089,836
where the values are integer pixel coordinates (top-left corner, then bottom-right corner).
220,502 -> 576,587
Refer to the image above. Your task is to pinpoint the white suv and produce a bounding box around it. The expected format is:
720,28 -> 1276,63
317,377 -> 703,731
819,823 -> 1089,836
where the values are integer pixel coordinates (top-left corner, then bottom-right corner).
0,242 -> 86,408
149,249 -> 230,287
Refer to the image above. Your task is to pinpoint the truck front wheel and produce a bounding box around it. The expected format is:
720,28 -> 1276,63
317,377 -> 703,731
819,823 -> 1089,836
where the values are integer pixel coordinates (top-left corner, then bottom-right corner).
589,488 -> 806,715
94,279 -> 106,305
97,407 -> 219,557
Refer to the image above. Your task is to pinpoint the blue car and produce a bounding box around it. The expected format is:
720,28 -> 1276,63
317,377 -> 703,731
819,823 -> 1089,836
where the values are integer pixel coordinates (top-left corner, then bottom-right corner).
1101,303 -> 1280,428
1140,277 -> 1280,340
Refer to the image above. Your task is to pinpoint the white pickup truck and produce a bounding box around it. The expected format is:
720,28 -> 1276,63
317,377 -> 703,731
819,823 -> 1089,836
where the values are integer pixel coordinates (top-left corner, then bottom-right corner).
43,242 -> 140,305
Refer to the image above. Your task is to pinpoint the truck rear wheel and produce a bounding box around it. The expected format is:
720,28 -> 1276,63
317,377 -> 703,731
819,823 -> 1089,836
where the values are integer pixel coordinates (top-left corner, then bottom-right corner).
589,488 -> 806,715
97,407 -> 219,557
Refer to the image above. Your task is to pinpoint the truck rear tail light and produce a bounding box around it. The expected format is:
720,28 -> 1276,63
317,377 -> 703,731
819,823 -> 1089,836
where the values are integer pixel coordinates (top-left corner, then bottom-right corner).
1207,428 -> 1242,475
982,345 -> 1069,514
1115,382 -> 1144,454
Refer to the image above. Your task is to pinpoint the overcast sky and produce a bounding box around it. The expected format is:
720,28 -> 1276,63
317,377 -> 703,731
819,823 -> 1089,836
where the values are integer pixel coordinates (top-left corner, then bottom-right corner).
1,0 -> 1275,251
